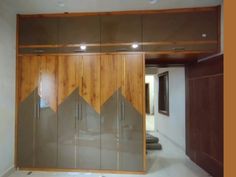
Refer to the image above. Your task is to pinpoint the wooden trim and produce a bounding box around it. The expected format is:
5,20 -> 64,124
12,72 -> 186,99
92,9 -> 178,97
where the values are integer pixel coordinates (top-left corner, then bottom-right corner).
142,53 -> 147,171
17,51 -> 216,58
18,6 -> 219,18
18,52 -> 145,57
19,168 -> 146,174
19,40 -> 218,49
15,14 -> 20,168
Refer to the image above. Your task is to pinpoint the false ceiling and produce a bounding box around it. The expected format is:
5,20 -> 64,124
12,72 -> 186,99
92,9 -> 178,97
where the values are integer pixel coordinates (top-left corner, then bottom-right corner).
1,0 -> 222,14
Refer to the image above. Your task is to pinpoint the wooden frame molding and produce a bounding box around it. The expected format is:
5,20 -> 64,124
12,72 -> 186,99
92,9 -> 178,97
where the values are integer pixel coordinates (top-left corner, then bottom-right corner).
18,6 -> 219,18
19,40 -> 218,49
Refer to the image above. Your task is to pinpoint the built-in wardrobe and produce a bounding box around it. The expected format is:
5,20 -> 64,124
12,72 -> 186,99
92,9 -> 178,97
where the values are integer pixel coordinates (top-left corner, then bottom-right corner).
16,6 -> 220,174
17,53 -> 145,172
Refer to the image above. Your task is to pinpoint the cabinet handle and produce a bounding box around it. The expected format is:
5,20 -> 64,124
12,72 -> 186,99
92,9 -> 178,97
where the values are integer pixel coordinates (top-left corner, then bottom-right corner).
37,101 -> 40,119
80,103 -> 83,121
121,101 -> 125,121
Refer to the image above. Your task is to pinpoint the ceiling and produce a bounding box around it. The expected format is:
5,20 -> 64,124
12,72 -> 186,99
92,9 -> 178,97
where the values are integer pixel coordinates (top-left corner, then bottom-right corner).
1,0 -> 222,14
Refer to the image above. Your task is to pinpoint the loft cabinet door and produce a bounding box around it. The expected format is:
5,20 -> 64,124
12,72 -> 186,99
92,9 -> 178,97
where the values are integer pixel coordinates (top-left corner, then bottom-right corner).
143,10 -> 218,42
58,16 -> 100,53
119,54 -> 144,171
76,55 -> 101,169
100,55 -> 123,170
18,56 -> 40,168
101,15 -> 142,52
57,55 -> 82,168
19,17 -> 58,45
35,56 -> 58,168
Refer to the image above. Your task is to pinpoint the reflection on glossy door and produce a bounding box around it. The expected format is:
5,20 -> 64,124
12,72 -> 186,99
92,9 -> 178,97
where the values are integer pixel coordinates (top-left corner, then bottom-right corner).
35,56 -> 57,168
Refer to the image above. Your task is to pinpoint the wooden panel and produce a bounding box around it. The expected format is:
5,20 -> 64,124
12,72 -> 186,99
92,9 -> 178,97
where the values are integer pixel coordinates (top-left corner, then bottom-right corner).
81,55 -> 100,113
186,54 -> 223,177
58,55 -> 82,105
19,56 -> 40,103
100,54 -> 124,105
39,56 -> 58,112
123,54 -> 144,115
101,14 -> 142,43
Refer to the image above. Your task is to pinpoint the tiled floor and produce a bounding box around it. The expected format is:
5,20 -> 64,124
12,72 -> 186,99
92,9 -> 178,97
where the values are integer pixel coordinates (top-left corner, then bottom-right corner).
9,132 -> 211,177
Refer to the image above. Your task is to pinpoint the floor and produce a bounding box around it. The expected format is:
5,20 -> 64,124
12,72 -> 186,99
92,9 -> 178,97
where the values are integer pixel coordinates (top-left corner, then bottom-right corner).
146,114 -> 155,131
9,132 -> 211,177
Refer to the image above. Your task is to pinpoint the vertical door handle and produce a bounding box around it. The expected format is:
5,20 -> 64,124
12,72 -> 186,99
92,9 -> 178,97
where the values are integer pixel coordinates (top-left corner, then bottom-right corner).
80,103 -> 83,121
37,101 -> 40,119
121,101 -> 125,121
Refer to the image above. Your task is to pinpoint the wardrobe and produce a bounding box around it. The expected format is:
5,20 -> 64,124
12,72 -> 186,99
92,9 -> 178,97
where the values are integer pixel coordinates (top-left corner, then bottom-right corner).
16,6 -> 220,174
17,53 -> 145,172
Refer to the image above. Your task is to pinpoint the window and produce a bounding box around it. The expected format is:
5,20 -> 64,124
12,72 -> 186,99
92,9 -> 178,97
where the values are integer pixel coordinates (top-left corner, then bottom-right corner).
158,72 -> 169,116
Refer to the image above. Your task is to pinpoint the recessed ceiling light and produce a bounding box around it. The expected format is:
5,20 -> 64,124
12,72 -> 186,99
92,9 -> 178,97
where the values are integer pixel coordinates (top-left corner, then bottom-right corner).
80,45 -> 87,51
131,43 -> 139,49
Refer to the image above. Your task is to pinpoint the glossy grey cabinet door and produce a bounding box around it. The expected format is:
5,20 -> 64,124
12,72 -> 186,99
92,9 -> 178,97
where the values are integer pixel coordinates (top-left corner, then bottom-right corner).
58,89 -> 78,168
35,56 -> 58,168
100,91 -> 120,170
18,90 -> 37,168
119,97 -> 144,171
19,17 -> 58,45
76,97 -> 101,169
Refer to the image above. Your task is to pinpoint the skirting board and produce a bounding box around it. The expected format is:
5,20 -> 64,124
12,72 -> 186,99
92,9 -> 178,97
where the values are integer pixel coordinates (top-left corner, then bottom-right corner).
0,166 -> 15,177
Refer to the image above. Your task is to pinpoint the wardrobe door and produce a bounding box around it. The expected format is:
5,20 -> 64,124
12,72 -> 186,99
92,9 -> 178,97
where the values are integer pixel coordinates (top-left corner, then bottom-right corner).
18,56 -> 40,168
57,55 -> 82,168
119,54 -> 144,171
100,55 -> 122,170
35,56 -> 58,168
77,55 -> 101,169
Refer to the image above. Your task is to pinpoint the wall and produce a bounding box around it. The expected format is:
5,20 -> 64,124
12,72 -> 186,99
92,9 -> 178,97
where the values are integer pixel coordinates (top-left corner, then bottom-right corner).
145,75 -> 155,114
0,2 -> 16,177
154,67 -> 186,151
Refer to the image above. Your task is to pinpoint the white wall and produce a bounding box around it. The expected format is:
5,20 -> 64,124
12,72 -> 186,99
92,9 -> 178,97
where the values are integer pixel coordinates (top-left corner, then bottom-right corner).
145,75 -> 155,114
0,2 -> 16,177
154,67 -> 186,151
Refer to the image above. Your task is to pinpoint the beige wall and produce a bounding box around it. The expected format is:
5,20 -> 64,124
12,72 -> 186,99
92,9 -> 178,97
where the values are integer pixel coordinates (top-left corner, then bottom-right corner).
0,2 -> 16,177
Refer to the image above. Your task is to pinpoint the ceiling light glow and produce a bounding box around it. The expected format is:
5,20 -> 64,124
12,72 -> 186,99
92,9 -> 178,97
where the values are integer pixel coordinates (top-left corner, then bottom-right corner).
80,45 -> 87,51
132,43 -> 139,49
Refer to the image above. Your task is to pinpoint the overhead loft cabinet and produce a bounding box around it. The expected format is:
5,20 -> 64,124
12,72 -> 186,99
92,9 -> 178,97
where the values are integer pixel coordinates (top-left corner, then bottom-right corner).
16,6 -> 220,174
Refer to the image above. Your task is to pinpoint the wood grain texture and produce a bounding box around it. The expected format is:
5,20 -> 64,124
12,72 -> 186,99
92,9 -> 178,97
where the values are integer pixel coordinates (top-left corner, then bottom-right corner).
18,56 -> 40,103
57,55 -> 82,105
39,56 -> 58,112
100,54 -> 123,105
122,54 -> 144,115
81,55 -> 100,113
186,54 -> 223,177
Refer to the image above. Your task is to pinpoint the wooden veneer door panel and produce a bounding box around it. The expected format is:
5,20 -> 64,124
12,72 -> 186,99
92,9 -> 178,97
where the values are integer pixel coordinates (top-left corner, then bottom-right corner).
100,54 -> 145,171
119,54 -> 144,171
35,56 -> 58,168
76,55 -> 101,169
100,54 -> 122,170
18,56 -> 40,168
57,55 -> 82,168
